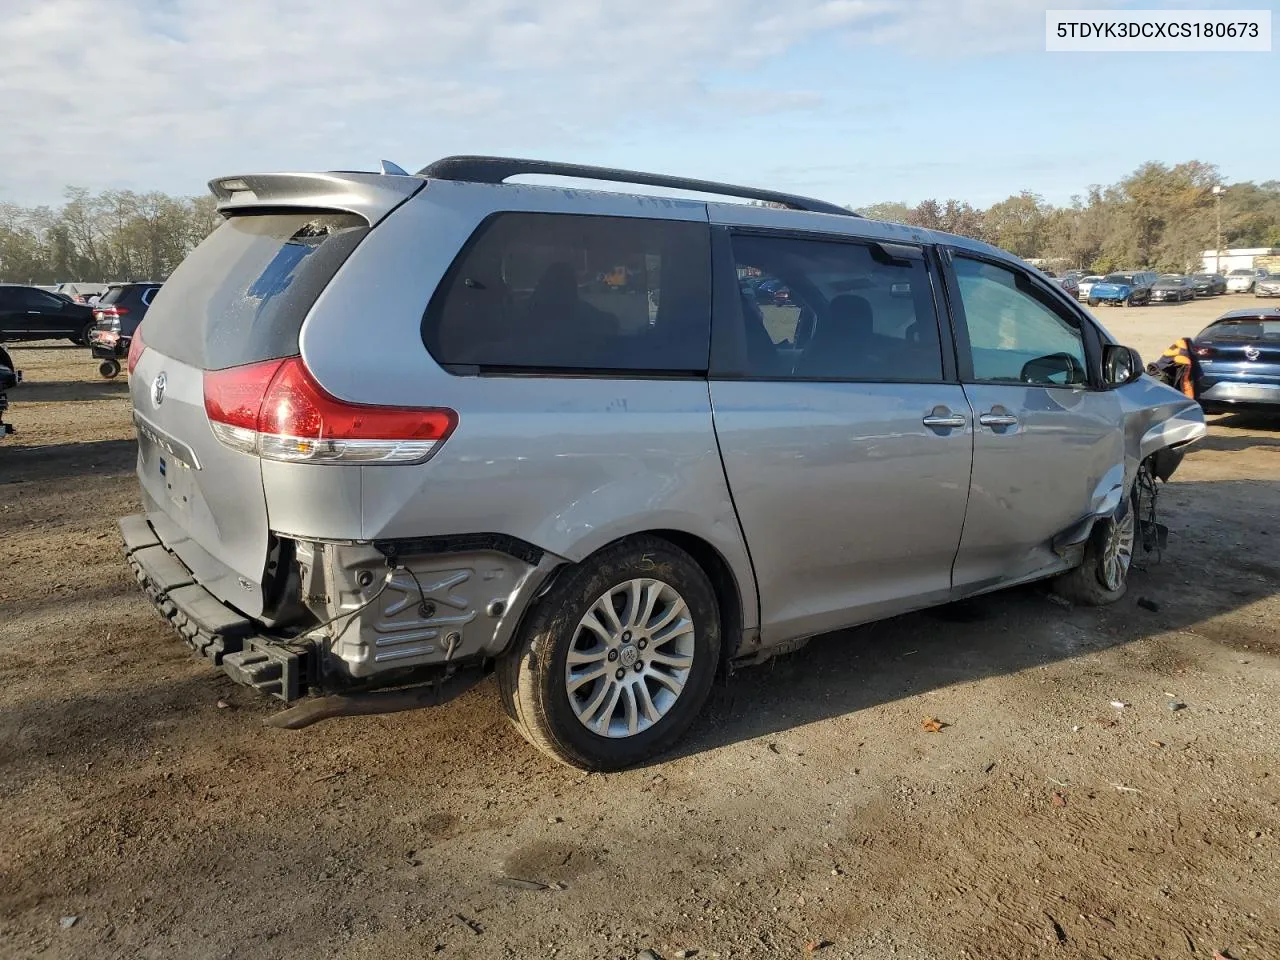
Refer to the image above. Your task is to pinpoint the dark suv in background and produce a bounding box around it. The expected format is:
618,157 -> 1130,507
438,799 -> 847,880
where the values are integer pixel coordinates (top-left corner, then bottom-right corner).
89,282 -> 163,377
0,284 -> 95,344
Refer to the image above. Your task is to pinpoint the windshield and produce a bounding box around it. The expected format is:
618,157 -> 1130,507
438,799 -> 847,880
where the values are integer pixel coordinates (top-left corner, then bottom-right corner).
1228,269 -> 1252,276
1103,274 -> 1134,284
1200,319 -> 1280,341
96,285 -> 126,306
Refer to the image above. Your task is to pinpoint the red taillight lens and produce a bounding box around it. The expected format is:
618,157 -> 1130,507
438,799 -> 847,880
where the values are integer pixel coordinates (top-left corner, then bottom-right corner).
98,305 -> 129,318
126,325 -> 146,374
203,356 -> 456,464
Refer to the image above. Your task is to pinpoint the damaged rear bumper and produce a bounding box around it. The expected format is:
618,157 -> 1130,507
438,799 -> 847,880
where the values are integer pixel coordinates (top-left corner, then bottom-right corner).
120,515 -> 561,704
121,515 -> 308,700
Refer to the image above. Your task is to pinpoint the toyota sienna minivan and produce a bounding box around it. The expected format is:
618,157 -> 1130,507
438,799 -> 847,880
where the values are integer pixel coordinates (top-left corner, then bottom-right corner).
119,156 -> 1205,769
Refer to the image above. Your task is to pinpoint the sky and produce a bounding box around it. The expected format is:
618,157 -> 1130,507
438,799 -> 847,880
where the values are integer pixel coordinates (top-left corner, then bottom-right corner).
0,0 -> 1275,209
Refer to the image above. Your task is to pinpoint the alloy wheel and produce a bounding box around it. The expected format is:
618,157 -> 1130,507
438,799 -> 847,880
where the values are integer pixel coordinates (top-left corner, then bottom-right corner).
565,578 -> 696,738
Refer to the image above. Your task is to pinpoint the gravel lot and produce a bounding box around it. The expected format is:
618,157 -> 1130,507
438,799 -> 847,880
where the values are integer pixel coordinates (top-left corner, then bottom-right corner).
2,295 -> 1278,960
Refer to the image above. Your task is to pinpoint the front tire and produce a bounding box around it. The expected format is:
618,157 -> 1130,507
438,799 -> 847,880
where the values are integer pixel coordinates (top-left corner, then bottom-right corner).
1054,498 -> 1136,606
498,535 -> 721,770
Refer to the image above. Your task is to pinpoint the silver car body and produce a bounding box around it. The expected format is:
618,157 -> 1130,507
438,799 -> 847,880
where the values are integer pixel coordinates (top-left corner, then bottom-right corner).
122,165 -> 1205,696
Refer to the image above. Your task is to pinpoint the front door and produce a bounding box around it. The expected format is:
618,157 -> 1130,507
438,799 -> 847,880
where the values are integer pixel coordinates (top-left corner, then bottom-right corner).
944,252 -> 1123,593
709,229 -> 973,644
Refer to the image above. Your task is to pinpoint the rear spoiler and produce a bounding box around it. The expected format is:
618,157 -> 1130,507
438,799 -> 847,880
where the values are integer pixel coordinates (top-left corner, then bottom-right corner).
208,171 -> 424,225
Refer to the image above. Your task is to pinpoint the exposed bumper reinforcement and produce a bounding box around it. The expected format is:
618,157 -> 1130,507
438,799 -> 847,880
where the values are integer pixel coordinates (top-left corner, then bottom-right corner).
120,514 -> 308,701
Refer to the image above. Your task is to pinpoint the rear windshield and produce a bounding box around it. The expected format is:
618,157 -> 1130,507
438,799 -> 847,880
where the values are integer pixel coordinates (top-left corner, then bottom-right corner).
1201,319 -> 1280,340
423,213 -> 711,374
97,286 -> 126,306
142,211 -> 368,370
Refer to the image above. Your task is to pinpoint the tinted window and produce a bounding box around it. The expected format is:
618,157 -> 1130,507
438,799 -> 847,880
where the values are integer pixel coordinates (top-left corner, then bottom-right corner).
98,286 -> 126,306
424,213 -> 711,374
142,286 -> 161,305
953,256 -> 1088,387
1201,319 -> 1280,340
726,234 -> 943,382
143,212 -> 368,370
23,289 -> 66,310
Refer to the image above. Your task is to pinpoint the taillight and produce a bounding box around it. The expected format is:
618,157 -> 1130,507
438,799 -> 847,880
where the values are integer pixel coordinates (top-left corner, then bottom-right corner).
126,325 -> 146,374
203,356 -> 456,464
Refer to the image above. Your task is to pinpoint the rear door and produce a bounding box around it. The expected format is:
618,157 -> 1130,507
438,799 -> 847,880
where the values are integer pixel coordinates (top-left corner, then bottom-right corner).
20,288 -> 79,338
709,228 -> 973,643
132,209 -> 374,615
943,251 -> 1123,592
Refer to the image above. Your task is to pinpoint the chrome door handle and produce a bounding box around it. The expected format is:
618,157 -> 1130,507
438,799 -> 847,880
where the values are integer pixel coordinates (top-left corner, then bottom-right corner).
922,414 -> 967,429
979,413 -> 1019,427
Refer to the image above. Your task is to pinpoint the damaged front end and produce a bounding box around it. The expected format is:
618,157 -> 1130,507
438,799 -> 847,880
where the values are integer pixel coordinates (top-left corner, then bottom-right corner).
1051,380 -> 1205,566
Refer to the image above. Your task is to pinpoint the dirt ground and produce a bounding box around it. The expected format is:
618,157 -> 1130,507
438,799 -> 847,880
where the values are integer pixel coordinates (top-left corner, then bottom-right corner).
2,296 -> 1278,960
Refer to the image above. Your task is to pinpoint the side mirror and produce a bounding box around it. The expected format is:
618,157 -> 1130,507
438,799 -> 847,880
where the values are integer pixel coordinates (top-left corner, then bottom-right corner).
1102,343 -> 1143,386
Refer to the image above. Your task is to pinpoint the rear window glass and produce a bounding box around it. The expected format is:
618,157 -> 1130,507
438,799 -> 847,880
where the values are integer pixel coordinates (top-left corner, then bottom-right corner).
142,211 -> 367,370
423,213 -> 711,374
98,286 -> 125,306
1201,319 -> 1280,340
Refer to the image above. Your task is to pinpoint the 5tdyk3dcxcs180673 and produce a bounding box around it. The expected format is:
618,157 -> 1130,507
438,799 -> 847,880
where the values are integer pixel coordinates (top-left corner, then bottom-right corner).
119,157 -> 1205,770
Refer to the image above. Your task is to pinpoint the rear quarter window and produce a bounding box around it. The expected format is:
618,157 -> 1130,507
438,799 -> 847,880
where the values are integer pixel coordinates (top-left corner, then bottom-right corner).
423,213 -> 712,374
142,212 -> 367,370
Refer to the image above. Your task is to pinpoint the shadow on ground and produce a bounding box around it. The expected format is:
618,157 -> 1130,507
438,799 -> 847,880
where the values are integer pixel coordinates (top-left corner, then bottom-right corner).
12,378 -> 129,403
0,438 -> 136,485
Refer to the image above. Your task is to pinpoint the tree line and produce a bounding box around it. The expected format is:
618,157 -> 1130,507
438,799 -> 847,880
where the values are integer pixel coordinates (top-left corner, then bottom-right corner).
857,161 -> 1280,273
2,160 -> 1279,284
0,188 -> 219,284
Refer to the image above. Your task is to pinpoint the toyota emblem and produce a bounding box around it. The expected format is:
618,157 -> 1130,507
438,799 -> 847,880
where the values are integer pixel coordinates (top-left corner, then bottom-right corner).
1244,345 -> 1261,362
152,371 -> 167,406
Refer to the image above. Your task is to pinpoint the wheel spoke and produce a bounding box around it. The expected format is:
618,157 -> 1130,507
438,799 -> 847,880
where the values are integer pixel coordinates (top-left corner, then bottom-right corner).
635,680 -> 661,723
566,643 -> 608,665
590,681 -> 624,735
652,616 -> 694,646
646,666 -> 686,697
622,579 -> 646,628
567,664 -> 608,692
647,648 -> 693,670
637,581 -> 662,630
578,610 -> 614,647
647,596 -> 686,634
621,684 -> 639,736
598,593 -> 625,635
578,675 -> 613,722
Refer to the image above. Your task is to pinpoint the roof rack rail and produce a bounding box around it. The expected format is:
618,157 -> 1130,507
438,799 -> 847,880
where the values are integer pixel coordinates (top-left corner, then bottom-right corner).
416,155 -> 858,218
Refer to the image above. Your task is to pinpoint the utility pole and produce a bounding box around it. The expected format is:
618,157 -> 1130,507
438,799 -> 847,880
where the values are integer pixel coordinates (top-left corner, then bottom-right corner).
1212,184 -> 1224,273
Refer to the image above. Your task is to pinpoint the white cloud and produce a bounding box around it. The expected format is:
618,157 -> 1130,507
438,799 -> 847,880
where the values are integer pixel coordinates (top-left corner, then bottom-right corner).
0,0 -> 1193,201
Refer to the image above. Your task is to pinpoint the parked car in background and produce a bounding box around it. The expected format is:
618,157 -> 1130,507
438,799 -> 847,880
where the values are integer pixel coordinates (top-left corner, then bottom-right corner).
1150,276 -> 1195,303
0,284 -> 95,344
1226,268 -> 1259,293
89,282 -> 163,377
117,156 -> 1206,770
1186,308 -> 1280,414
1088,271 -> 1155,307
754,277 -> 791,305
54,282 -> 108,305
0,344 -> 18,437
1254,273 -> 1280,298
1053,274 -> 1080,299
1077,275 -> 1104,301
1190,273 -> 1227,296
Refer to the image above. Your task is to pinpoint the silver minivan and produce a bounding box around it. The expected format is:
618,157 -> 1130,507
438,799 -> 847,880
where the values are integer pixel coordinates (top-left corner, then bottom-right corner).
120,157 -> 1205,769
